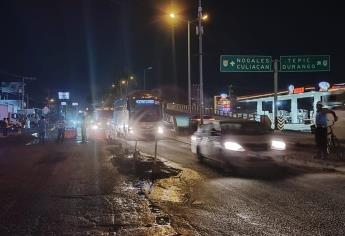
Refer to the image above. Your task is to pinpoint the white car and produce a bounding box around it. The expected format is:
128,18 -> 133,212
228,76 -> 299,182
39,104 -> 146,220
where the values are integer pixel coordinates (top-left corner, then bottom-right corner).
191,120 -> 286,168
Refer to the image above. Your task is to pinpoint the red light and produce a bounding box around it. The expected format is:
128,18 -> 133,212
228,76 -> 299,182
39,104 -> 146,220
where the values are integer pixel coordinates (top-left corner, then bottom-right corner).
293,87 -> 305,94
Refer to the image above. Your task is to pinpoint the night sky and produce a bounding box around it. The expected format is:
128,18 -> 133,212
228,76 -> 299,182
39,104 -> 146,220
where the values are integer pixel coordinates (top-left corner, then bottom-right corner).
0,0 -> 344,107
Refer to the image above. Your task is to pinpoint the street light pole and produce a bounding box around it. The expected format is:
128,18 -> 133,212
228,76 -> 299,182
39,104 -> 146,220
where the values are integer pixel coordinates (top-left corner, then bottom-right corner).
188,20 -> 192,113
197,0 -> 204,125
143,67 -> 152,90
143,71 -> 146,90
21,76 -> 36,109
125,81 -> 128,98
22,77 -> 25,109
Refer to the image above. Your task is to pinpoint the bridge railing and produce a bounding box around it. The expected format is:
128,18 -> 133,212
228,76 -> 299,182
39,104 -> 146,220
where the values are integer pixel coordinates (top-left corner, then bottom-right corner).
166,103 -> 261,122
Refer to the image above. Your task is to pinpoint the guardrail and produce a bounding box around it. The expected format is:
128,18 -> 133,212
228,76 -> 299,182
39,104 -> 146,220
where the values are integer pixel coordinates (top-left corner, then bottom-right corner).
166,103 -> 261,121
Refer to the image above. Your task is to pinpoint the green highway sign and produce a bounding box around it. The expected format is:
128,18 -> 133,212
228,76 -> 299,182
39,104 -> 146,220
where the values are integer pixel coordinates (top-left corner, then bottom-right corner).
220,55 -> 272,72
280,55 -> 330,72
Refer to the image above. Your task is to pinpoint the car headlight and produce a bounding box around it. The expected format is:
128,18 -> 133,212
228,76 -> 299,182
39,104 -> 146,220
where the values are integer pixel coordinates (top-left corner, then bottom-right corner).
92,125 -> 98,130
224,141 -> 245,152
271,140 -> 286,150
157,126 -> 164,134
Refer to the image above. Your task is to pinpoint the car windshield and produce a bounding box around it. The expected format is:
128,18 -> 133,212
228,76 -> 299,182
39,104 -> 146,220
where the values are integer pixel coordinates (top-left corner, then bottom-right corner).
220,122 -> 270,135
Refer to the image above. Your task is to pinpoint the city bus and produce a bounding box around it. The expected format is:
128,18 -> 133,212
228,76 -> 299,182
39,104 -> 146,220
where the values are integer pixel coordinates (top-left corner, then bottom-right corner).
113,91 -> 163,139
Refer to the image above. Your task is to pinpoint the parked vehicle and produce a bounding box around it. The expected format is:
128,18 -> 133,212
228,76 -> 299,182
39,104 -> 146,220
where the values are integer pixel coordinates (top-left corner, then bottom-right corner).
191,120 -> 286,168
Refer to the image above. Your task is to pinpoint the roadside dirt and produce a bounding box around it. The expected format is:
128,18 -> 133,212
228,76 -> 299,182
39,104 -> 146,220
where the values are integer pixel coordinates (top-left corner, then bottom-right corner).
109,141 -> 205,235
0,133 -> 35,147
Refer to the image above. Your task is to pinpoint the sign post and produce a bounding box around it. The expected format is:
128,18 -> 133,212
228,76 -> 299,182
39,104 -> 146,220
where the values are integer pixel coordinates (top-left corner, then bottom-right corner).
220,55 -> 272,72
280,55 -> 330,72
273,59 -> 279,130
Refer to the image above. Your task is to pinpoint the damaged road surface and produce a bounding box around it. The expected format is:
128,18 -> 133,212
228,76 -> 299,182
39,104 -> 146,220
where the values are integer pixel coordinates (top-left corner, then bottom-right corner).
2,137 -> 345,235
0,141 -> 177,235
127,138 -> 345,236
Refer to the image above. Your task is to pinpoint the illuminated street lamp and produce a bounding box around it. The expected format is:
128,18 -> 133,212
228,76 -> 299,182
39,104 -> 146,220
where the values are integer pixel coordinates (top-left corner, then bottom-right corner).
202,14 -> 208,21
167,11 -> 208,114
169,13 -> 176,19
120,75 -> 136,98
197,0 -> 205,125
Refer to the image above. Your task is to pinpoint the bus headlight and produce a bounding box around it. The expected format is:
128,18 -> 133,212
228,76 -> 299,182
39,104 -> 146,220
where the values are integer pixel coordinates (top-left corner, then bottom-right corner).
157,126 -> 164,134
271,140 -> 286,150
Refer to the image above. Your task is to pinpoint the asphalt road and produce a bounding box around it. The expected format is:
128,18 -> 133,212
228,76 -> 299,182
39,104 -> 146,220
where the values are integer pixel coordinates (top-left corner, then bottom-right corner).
1,135 -> 345,235
0,141 -> 166,235
129,135 -> 345,235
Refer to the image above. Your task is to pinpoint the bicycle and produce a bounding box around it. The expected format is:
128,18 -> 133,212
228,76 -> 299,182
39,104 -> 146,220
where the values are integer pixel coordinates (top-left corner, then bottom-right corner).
326,124 -> 343,159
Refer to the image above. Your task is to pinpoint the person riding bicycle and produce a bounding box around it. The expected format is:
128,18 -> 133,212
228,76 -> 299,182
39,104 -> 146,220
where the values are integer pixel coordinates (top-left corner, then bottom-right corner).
314,101 -> 338,159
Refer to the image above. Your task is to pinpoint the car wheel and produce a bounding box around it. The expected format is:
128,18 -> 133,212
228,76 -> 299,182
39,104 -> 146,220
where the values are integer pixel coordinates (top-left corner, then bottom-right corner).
223,163 -> 237,175
219,152 -> 237,175
196,146 -> 204,162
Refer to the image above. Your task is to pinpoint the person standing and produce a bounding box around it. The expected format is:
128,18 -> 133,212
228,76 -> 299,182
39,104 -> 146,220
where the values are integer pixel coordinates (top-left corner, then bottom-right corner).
81,115 -> 87,143
314,101 -> 337,159
1,118 -> 7,136
37,116 -> 47,144
56,117 -> 66,144
6,118 -> 11,133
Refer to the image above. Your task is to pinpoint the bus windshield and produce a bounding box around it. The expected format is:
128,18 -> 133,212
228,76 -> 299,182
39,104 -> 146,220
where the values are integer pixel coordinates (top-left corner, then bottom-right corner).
129,99 -> 161,122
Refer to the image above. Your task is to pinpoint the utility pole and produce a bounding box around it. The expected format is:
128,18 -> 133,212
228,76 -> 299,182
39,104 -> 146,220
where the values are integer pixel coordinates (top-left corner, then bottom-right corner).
197,0 -> 204,125
188,20 -> 192,113
273,59 -> 278,130
125,81 -> 128,98
22,77 -> 25,109
21,77 -> 36,109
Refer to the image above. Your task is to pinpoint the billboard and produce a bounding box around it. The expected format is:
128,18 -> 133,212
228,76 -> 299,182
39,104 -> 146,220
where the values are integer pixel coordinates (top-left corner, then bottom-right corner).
1,82 -> 22,93
58,92 -> 70,100
214,94 -> 231,112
